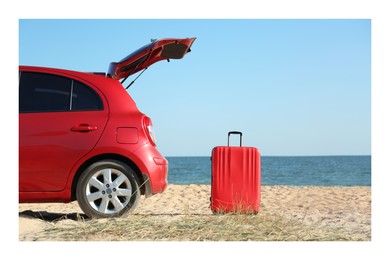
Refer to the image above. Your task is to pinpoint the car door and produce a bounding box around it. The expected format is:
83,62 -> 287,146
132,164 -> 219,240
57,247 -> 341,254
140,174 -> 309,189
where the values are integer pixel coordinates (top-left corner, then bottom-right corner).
19,70 -> 108,192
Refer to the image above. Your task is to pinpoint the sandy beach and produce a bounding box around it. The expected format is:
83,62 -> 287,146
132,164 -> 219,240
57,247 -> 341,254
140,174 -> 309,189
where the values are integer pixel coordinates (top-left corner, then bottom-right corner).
19,184 -> 371,241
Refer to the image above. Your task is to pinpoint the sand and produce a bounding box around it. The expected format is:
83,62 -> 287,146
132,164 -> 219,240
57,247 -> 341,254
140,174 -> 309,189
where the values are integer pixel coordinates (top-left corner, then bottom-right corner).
18,184 -> 371,241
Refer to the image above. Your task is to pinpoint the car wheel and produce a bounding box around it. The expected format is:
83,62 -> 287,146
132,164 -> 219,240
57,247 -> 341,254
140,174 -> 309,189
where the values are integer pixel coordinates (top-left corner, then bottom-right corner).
76,160 -> 141,218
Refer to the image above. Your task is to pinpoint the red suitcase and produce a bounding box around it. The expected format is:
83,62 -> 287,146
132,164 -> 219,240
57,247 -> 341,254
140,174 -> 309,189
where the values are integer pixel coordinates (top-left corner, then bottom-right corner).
211,131 -> 261,213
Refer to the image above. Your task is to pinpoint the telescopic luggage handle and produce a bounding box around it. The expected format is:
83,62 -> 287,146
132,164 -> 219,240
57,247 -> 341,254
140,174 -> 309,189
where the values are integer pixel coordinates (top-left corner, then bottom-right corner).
228,131 -> 242,146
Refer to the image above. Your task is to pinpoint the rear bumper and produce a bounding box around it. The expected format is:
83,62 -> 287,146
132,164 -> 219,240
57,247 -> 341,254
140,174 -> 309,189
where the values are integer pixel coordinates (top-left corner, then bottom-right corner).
133,144 -> 168,197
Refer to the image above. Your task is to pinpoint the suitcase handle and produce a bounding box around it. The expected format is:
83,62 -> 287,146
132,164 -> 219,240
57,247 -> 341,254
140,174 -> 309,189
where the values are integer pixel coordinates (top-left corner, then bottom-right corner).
228,131 -> 242,146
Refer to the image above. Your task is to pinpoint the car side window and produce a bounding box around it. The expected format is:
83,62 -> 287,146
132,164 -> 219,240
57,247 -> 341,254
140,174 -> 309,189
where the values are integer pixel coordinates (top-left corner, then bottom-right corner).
71,80 -> 103,111
19,72 -> 71,112
19,72 -> 103,113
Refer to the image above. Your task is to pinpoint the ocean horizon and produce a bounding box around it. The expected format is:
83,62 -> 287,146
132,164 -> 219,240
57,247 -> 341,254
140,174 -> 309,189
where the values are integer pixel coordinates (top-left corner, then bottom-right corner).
166,155 -> 371,186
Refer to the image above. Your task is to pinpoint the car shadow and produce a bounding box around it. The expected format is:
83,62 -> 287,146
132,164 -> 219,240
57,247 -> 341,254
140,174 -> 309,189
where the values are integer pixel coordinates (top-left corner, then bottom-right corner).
19,211 -> 213,222
19,210 -> 89,222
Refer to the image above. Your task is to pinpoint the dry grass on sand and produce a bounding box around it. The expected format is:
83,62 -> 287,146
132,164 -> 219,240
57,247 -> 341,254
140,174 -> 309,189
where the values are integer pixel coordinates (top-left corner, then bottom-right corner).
19,184 -> 371,241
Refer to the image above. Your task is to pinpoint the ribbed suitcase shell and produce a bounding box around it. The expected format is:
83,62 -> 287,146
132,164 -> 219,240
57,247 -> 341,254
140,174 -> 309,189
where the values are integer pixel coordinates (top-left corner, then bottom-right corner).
211,134 -> 261,213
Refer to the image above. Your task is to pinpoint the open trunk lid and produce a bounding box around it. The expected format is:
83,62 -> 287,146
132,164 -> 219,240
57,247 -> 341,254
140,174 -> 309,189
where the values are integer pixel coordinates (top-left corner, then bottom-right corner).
108,37 -> 196,80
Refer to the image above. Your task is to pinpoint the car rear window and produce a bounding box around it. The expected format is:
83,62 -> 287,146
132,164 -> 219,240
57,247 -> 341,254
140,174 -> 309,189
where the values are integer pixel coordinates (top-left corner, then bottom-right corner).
19,72 -> 103,113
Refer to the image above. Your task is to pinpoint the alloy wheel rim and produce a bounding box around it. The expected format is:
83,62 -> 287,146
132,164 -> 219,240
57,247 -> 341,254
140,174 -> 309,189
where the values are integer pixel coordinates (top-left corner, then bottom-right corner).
86,168 -> 132,214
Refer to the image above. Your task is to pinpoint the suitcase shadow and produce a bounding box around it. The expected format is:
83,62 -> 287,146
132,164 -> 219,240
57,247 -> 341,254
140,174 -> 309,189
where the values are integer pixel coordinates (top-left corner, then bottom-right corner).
134,213 -> 212,216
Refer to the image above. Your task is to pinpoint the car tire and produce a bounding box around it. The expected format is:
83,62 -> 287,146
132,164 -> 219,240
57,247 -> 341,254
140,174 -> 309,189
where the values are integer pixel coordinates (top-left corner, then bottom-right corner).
76,160 -> 141,218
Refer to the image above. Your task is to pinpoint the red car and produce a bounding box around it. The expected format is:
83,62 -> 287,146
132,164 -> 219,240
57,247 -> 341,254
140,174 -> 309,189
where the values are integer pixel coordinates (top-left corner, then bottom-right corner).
19,37 -> 196,218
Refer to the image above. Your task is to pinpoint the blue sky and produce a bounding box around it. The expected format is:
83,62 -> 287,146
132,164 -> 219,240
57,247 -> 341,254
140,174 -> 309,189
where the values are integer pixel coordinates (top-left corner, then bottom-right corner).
19,19 -> 371,156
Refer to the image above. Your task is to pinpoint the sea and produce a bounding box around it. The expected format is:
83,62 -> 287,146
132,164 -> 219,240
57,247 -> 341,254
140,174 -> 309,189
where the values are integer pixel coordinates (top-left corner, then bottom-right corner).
166,156 -> 371,186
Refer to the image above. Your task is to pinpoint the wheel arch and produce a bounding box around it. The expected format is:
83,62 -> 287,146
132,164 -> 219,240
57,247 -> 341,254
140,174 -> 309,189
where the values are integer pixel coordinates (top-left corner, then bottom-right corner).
70,153 -> 150,201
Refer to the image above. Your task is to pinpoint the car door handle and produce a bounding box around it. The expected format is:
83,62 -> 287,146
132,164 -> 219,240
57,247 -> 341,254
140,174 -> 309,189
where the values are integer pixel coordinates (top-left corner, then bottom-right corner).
71,124 -> 98,132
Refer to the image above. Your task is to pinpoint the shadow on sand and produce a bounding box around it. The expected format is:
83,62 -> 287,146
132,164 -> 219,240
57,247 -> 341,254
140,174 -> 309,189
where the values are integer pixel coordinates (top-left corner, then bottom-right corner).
19,211 -> 212,222
19,210 -> 89,222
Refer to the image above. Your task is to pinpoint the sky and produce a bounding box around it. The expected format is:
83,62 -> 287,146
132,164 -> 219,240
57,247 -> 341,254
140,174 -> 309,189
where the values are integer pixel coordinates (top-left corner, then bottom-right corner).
19,19 -> 371,156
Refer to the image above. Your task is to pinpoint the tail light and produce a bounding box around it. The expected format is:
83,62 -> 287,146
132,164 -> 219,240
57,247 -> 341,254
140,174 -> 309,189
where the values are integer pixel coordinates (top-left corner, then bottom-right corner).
143,116 -> 156,146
